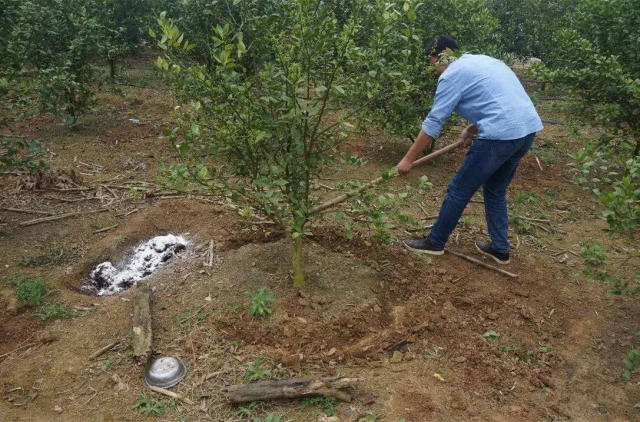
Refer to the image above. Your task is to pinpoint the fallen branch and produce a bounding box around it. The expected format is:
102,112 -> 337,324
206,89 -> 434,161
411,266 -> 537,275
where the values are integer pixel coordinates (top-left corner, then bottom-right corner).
309,140 -> 463,215
0,207 -> 56,216
116,208 -> 139,217
148,386 -> 194,405
530,221 -> 553,233
516,215 -> 551,224
445,249 -> 519,278
93,224 -> 118,234
19,208 -> 109,227
224,376 -> 360,404
0,342 -> 38,360
89,340 -> 120,360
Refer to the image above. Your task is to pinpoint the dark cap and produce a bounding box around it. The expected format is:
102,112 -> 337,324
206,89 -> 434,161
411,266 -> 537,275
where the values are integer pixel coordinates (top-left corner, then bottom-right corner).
425,35 -> 459,57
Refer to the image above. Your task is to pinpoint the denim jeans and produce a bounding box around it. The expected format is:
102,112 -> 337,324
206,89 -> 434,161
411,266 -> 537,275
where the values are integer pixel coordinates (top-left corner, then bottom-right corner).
427,132 -> 536,253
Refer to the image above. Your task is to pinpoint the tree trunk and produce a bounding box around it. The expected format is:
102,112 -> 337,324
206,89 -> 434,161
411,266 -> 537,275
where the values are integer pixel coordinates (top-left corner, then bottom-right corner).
292,236 -> 306,287
108,59 -> 116,81
224,376 -> 359,403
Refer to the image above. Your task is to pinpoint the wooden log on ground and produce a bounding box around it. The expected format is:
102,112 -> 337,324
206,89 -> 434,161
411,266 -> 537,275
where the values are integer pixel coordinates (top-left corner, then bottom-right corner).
132,289 -> 152,364
224,376 -> 360,404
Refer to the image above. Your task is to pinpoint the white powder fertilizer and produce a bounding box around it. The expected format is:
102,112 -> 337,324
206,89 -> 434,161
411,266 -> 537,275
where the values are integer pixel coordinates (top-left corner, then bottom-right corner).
85,234 -> 187,296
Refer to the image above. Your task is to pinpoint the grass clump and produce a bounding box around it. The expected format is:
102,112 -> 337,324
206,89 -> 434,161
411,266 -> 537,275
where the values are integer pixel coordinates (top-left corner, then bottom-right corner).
581,241 -> 607,267
8,273 -> 53,306
7,272 -> 76,321
32,302 -> 75,320
131,394 -> 176,417
245,359 -> 271,382
300,396 -> 338,416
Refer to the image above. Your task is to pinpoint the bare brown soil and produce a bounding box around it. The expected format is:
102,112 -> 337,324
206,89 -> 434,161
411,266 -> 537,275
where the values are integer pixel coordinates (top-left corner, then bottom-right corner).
0,56 -> 639,422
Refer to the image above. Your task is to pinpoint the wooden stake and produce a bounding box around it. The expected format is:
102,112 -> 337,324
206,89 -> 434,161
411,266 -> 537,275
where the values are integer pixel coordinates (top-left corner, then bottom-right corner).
148,386 -> 194,405
132,289 -> 152,364
445,249 -> 519,278
309,140 -> 463,215
224,376 -> 360,404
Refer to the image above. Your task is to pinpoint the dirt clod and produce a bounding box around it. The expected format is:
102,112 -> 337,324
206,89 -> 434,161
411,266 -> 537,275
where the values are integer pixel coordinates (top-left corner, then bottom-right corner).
37,331 -> 57,344
390,351 -> 404,363
6,298 -> 25,316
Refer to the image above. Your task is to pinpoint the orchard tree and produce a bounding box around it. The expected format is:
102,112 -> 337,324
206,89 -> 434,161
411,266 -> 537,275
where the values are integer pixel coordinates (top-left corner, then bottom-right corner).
5,0 -> 107,124
488,0 -> 575,59
347,0 -> 501,144
533,16 -> 640,231
153,1 -> 369,286
89,0 -> 152,79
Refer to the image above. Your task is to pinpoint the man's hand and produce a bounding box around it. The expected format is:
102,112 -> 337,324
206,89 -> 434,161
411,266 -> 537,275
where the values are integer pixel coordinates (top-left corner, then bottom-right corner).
397,157 -> 413,176
459,124 -> 477,147
398,129 -> 435,177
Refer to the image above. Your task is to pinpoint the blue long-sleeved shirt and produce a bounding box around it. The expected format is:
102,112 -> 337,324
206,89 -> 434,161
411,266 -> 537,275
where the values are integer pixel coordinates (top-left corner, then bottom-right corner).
422,54 -> 543,140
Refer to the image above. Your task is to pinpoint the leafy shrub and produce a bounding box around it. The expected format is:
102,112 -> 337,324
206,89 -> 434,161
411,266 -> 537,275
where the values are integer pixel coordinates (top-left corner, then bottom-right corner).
599,157 -> 640,232
247,288 -> 275,318
0,137 -> 49,173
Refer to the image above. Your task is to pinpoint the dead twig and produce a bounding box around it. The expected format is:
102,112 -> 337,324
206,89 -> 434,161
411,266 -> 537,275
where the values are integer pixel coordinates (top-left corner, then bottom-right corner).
0,207 -> 56,216
421,214 -> 439,220
530,221 -> 552,233
93,224 -> 118,234
0,342 -> 38,360
445,249 -> 519,278
148,386 -> 194,405
516,215 -> 551,224
20,208 -> 109,227
116,208 -> 139,218
89,340 -> 120,360
535,156 -> 544,171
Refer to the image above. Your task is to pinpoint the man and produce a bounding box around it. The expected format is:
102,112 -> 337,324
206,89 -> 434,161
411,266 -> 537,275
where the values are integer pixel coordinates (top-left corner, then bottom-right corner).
398,35 -> 543,264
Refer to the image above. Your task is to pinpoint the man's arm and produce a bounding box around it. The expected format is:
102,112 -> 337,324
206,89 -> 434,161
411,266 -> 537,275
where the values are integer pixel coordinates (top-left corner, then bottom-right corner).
397,74 -> 461,176
397,129 -> 434,175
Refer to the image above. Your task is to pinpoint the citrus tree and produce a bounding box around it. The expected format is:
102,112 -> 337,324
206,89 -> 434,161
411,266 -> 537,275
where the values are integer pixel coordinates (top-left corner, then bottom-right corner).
5,0 -> 107,124
153,1 -> 369,286
532,0 -> 640,231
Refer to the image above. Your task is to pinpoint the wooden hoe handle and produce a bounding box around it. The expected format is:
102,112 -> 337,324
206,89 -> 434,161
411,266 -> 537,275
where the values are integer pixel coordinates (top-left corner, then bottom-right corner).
309,140 -> 464,215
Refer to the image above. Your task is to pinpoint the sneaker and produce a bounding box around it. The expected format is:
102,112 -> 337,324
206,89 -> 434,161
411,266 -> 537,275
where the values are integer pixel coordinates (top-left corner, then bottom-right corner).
403,237 -> 444,256
475,240 -> 510,264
